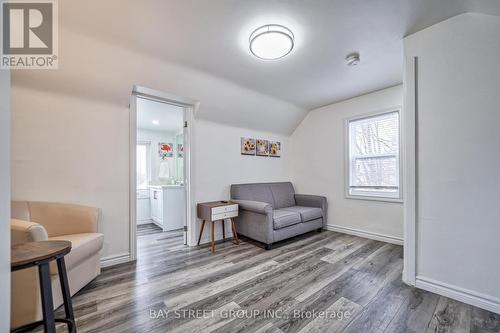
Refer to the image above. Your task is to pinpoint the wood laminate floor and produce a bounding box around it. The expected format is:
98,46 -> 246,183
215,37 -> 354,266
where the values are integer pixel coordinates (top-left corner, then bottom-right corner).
137,223 -> 163,236
56,228 -> 499,333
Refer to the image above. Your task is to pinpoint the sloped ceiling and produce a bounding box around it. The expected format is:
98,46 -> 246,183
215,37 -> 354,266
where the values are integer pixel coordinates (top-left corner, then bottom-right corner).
12,0 -> 500,134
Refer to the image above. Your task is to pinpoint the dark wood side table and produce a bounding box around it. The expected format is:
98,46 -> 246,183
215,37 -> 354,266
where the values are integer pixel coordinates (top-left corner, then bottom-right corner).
11,240 -> 76,333
197,201 -> 239,253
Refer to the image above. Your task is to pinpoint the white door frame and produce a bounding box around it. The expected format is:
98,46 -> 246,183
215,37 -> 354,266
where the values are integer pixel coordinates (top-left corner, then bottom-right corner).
129,85 -> 199,261
402,56 -> 418,286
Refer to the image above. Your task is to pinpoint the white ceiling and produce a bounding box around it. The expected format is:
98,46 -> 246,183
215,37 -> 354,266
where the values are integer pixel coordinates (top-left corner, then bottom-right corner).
11,1 -> 500,136
60,0 -> 500,110
136,98 -> 183,132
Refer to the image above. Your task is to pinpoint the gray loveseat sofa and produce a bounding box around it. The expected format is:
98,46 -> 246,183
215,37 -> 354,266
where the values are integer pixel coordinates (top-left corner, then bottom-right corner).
230,182 -> 327,250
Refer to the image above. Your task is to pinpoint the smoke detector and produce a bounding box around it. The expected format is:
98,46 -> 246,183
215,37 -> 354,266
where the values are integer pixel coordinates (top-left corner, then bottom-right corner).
346,53 -> 360,66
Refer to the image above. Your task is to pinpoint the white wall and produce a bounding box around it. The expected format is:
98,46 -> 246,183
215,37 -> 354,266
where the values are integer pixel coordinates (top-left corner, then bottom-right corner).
0,69 -> 11,331
290,85 -> 404,243
405,13 -> 500,312
137,129 -> 179,185
10,86 -> 293,259
193,119 -> 291,243
11,25 -> 302,262
13,26 -> 306,135
11,86 -> 130,261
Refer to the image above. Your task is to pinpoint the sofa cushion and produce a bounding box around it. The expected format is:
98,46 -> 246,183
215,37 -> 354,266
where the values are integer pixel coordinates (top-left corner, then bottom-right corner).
282,206 -> 323,222
48,233 -> 103,275
273,209 -> 301,230
269,182 -> 296,209
231,183 -> 275,208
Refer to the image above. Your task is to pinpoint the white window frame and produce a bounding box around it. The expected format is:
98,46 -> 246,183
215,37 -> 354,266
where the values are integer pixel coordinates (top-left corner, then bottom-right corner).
344,107 -> 403,203
136,141 -> 151,190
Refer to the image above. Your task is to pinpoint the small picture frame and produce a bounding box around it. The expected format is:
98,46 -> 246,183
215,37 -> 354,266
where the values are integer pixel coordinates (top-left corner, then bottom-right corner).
269,141 -> 281,158
256,139 -> 269,156
241,137 -> 256,155
159,142 -> 174,159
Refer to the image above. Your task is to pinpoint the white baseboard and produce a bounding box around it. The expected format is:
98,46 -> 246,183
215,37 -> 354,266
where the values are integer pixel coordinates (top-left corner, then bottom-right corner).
416,276 -> 500,314
100,252 -> 131,268
151,220 -> 163,230
325,224 -> 403,245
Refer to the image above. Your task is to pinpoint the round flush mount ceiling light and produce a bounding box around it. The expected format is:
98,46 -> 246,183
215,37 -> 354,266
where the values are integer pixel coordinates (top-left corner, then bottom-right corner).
346,52 -> 360,66
152,120 -> 160,125
249,24 -> 294,60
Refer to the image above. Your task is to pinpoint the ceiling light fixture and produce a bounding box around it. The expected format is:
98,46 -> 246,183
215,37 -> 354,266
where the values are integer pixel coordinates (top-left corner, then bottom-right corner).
249,24 -> 294,60
346,53 -> 360,66
152,120 -> 160,125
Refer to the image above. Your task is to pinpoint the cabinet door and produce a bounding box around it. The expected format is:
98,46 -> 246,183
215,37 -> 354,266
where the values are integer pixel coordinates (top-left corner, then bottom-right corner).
163,188 -> 184,231
150,189 -> 159,221
157,190 -> 164,223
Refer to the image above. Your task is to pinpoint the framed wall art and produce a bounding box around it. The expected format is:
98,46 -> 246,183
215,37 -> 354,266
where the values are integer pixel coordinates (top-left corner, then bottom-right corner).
269,141 -> 281,157
241,137 -> 256,155
256,139 -> 269,156
159,142 -> 174,159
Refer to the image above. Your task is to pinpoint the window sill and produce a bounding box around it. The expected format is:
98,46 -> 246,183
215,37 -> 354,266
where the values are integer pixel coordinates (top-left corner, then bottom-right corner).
345,194 -> 403,203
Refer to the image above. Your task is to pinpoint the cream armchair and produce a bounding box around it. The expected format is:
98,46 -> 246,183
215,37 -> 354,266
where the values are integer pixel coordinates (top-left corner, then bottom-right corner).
11,201 -> 104,329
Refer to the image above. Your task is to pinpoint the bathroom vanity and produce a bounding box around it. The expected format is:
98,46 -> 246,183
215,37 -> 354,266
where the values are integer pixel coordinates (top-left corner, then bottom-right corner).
149,185 -> 185,231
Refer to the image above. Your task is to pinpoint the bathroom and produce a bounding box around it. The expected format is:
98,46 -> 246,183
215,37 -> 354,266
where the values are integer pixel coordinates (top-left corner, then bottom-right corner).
135,97 -> 185,233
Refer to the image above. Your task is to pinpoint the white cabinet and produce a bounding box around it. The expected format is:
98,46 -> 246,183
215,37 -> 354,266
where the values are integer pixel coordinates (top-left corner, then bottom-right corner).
136,189 -> 151,224
149,185 -> 184,231
150,187 -> 163,224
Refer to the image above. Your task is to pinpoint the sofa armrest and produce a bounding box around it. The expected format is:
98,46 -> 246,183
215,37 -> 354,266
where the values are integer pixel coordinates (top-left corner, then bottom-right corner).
11,219 -> 49,245
232,200 -> 273,215
26,202 -> 99,237
294,194 -> 328,221
231,200 -> 274,244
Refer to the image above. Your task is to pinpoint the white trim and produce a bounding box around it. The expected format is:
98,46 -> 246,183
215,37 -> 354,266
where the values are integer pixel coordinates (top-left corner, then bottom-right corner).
344,194 -> 403,204
344,107 -> 403,203
151,219 -> 163,230
325,224 -> 403,245
402,56 -> 418,286
416,276 -> 500,315
183,106 -> 197,247
100,253 -> 131,268
136,219 -> 152,222
133,85 -> 198,109
129,94 -> 137,261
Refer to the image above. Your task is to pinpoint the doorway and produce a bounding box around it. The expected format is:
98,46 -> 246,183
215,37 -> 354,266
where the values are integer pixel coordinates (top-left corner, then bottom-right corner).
129,85 -> 196,261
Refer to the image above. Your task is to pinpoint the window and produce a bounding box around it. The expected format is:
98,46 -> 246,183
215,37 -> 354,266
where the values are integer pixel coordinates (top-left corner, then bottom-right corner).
136,142 -> 150,190
347,110 -> 401,201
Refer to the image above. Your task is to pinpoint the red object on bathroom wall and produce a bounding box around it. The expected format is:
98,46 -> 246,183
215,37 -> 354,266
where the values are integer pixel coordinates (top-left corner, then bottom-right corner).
159,142 -> 174,159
